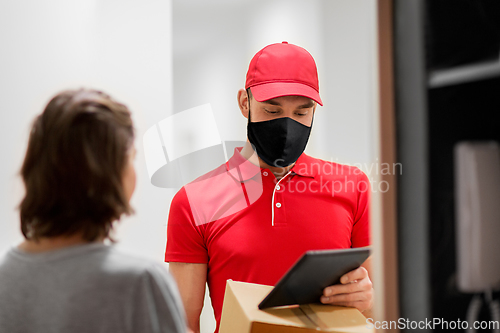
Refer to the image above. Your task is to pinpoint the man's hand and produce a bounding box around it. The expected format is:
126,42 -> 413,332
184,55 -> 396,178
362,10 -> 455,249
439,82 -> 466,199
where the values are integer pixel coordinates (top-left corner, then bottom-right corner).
320,265 -> 374,314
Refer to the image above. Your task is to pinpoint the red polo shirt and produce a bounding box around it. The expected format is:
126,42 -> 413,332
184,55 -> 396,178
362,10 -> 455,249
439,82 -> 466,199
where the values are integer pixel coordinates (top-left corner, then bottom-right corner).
165,148 -> 370,332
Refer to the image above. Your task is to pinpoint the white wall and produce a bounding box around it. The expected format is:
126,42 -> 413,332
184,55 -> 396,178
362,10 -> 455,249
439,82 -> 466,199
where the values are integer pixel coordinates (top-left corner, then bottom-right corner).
173,1 -> 377,332
0,0 -> 174,259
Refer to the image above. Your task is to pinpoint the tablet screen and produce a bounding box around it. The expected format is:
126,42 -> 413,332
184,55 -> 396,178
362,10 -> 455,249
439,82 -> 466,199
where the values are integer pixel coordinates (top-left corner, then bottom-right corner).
258,247 -> 370,309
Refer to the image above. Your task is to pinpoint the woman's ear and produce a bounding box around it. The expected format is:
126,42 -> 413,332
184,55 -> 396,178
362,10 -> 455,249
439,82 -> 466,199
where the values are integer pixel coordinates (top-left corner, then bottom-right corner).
237,89 -> 249,119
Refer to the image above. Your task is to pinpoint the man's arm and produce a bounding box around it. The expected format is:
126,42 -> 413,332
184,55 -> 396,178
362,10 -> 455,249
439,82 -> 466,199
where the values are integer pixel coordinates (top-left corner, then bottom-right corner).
320,256 -> 374,318
169,263 -> 208,333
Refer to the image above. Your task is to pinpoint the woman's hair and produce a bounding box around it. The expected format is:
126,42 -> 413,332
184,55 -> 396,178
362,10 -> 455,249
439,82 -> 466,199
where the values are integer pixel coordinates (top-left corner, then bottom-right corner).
19,89 -> 135,241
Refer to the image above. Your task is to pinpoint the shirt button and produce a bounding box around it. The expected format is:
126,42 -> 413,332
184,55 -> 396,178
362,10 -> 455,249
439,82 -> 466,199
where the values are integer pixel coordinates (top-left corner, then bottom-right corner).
276,202 -> 282,208
276,185 -> 281,190
263,171 -> 268,176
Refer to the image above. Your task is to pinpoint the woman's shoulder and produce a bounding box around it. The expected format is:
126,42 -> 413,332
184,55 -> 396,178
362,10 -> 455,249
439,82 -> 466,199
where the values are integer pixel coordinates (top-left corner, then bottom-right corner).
94,245 -> 170,279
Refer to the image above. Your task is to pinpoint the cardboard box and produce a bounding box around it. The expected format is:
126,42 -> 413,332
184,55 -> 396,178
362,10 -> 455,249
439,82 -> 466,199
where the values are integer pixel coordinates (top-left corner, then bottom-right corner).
219,280 -> 373,333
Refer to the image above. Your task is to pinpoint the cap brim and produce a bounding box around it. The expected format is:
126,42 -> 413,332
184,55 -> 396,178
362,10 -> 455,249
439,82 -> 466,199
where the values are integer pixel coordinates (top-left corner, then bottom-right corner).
250,82 -> 323,106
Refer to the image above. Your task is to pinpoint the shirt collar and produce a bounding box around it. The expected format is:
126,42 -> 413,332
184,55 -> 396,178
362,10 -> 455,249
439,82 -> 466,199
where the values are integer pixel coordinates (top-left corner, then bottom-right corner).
225,147 -> 262,182
290,153 -> 317,178
226,148 -> 316,182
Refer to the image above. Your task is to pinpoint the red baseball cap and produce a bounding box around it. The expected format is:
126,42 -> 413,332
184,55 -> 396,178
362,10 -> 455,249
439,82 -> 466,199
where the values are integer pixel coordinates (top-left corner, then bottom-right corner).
245,42 -> 323,106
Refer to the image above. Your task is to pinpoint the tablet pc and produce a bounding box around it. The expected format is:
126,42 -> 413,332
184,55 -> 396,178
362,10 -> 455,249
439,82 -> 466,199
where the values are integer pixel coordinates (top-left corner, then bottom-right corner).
258,247 -> 370,309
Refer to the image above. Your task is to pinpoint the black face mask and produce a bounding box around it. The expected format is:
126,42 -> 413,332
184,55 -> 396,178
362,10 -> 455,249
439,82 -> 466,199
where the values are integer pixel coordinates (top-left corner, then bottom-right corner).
247,109 -> 313,168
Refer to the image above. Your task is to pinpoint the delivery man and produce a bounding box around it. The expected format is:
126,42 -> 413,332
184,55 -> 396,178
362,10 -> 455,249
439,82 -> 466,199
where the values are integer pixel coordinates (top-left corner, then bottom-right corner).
165,42 -> 373,333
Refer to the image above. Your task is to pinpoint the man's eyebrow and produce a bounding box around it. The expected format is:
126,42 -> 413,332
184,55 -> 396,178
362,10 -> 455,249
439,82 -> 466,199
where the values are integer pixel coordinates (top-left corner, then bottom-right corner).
263,99 -> 281,106
262,99 -> 315,108
297,101 -> 315,109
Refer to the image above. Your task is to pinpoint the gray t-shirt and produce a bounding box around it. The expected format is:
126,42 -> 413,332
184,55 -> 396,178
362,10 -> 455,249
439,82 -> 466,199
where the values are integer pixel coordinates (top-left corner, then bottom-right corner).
0,243 -> 186,333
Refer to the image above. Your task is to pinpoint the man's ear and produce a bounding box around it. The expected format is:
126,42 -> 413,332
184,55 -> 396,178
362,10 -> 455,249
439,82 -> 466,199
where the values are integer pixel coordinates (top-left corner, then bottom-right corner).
237,88 -> 249,119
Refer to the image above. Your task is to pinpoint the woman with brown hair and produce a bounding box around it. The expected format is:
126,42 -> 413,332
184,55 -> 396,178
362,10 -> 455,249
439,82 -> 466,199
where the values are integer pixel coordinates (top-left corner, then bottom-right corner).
0,89 -> 186,333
